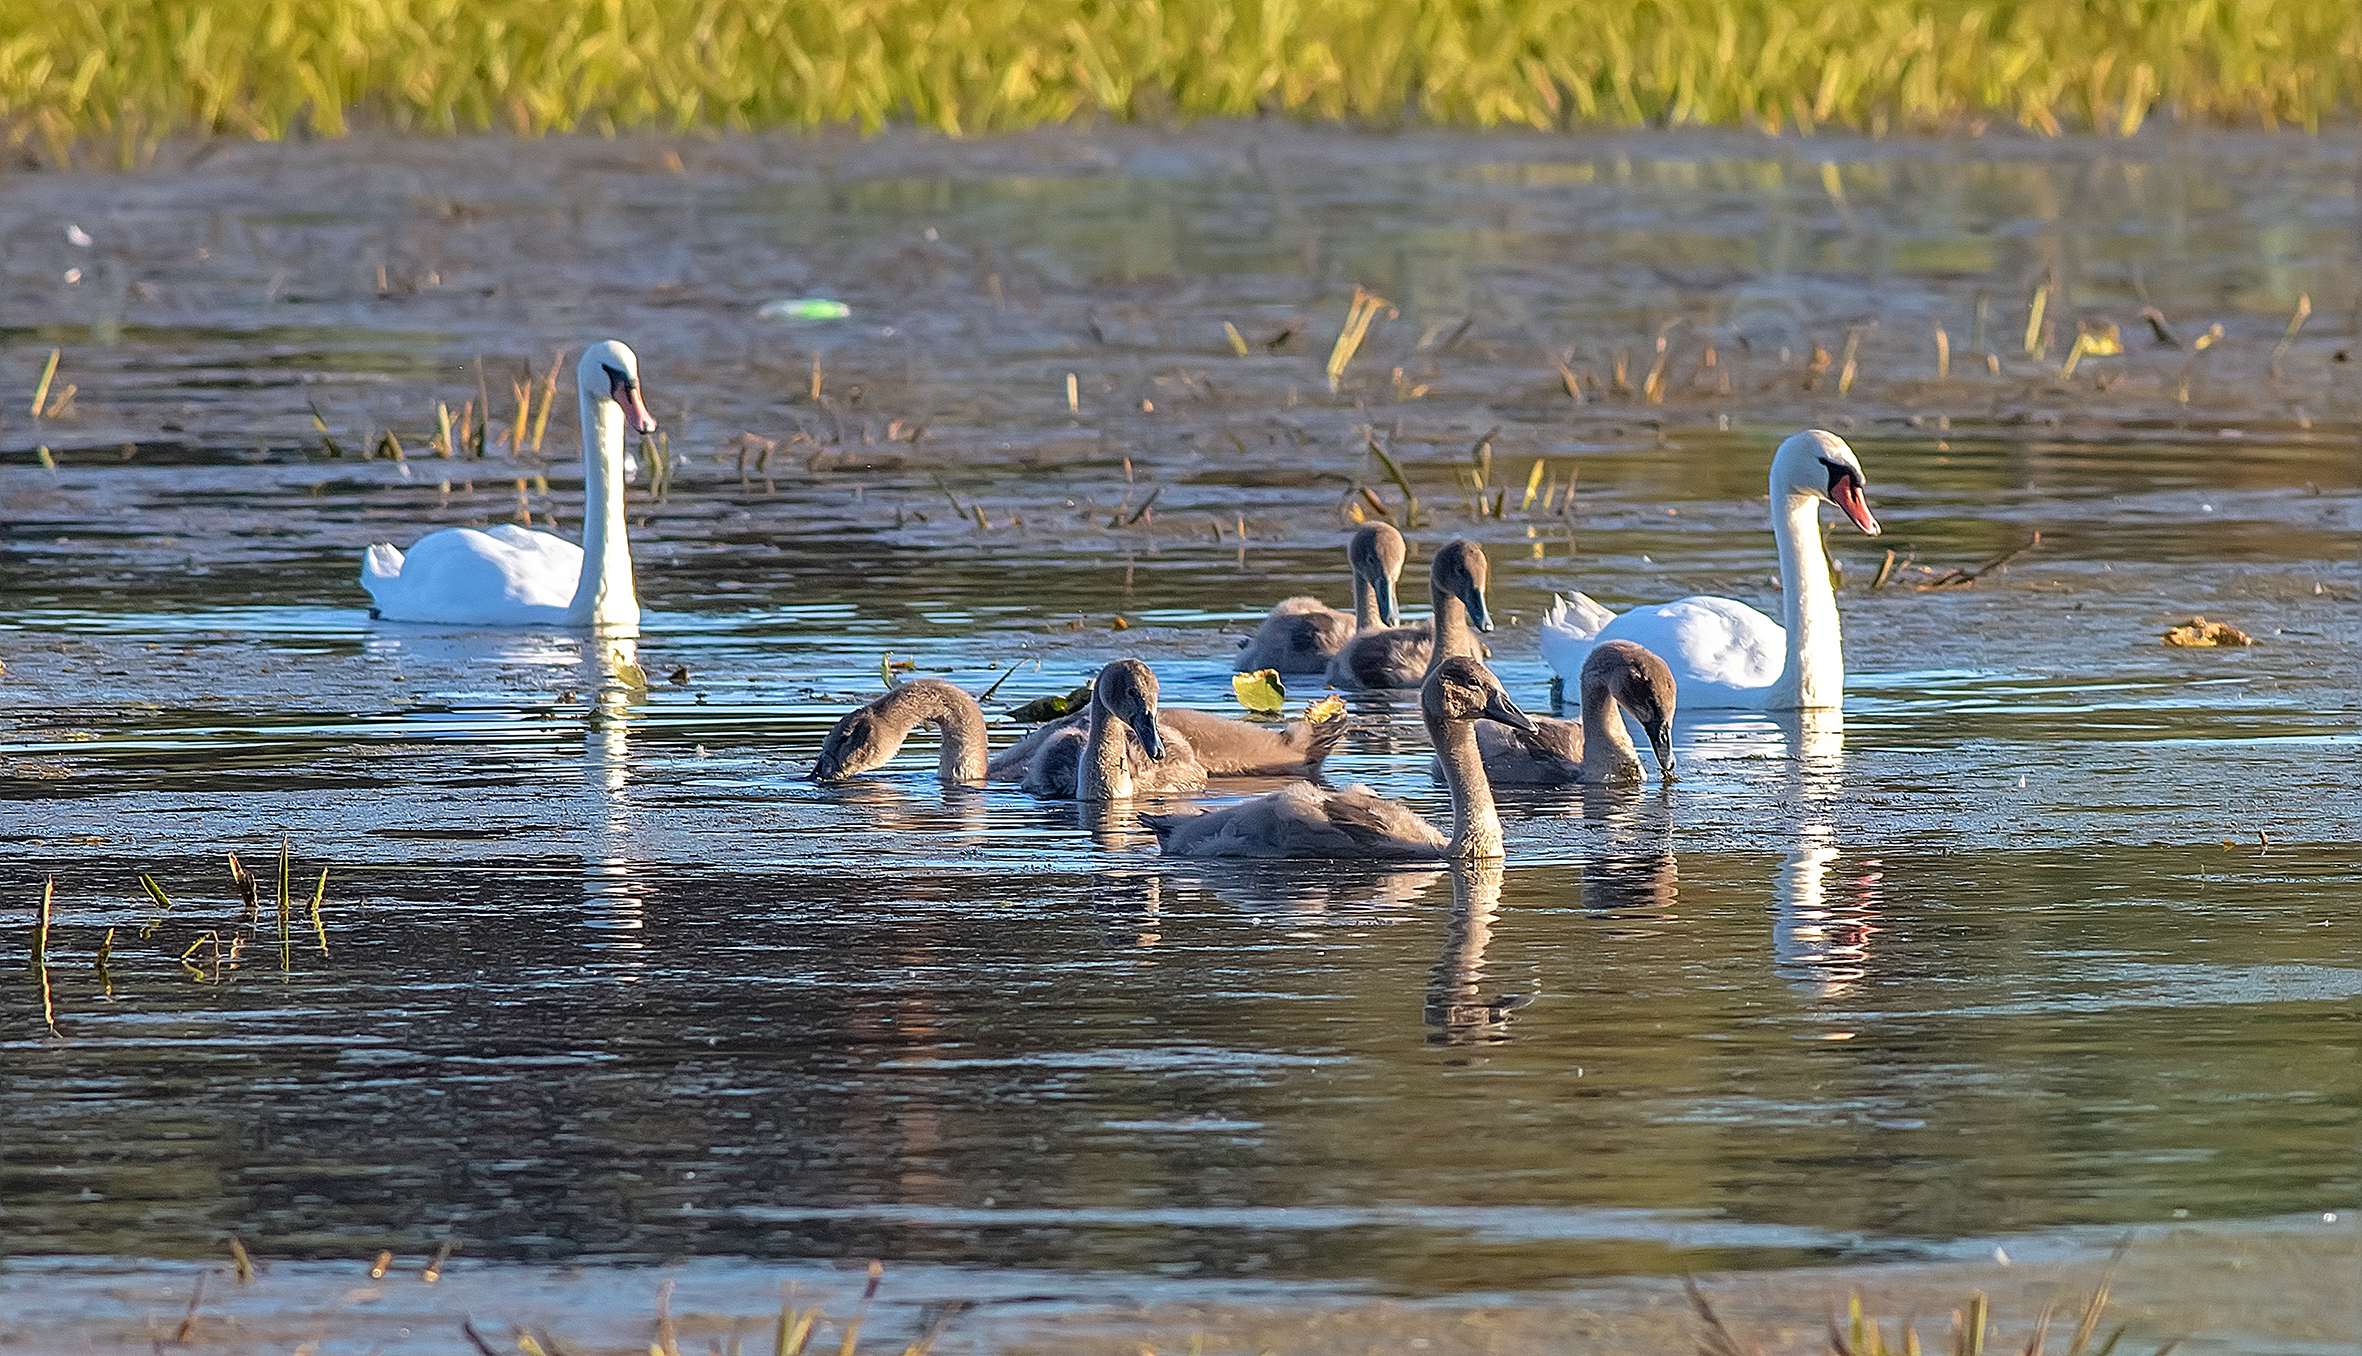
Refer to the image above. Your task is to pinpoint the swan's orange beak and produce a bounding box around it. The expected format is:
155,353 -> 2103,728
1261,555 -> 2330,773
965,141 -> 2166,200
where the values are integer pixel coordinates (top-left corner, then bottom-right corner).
1830,473 -> 1880,536
609,372 -> 658,435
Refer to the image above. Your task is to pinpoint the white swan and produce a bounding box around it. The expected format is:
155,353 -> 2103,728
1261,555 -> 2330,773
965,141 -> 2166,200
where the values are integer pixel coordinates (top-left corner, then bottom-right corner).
1539,429 -> 1881,709
361,341 -> 657,628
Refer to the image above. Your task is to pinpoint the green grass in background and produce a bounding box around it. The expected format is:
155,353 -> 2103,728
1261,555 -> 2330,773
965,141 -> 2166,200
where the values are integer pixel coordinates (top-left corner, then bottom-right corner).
2,0 -> 2355,166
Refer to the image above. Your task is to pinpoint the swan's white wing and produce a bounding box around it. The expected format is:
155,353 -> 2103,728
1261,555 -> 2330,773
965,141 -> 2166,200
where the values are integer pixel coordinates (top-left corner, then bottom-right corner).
1597,596 -> 1784,708
363,526 -> 581,625
1538,592 -> 1617,680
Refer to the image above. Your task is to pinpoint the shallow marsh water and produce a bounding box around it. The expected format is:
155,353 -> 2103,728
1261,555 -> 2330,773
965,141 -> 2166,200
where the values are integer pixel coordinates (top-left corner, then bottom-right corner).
0,125 -> 2356,1351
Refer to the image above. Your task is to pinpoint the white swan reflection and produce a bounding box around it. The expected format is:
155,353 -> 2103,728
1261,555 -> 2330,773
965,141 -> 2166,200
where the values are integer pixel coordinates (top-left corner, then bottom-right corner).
582,637 -> 650,956
1769,708 -> 1880,997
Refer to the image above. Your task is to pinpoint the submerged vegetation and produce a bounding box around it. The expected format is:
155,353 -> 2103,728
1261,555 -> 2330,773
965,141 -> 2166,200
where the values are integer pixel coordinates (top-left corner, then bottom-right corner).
1,0 -> 2355,166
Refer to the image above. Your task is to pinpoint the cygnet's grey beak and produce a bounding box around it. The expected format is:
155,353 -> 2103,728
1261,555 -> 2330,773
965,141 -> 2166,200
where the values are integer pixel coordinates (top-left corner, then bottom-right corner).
1647,723 -> 1677,781
1372,574 -> 1400,628
1483,689 -> 1535,733
1463,585 -> 1495,633
1126,705 -> 1166,760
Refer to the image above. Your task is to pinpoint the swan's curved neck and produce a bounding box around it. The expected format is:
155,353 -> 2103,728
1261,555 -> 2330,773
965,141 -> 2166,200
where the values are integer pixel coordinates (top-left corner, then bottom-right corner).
567,391 -> 641,631
1579,683 -> 1644,782
1428,714 -> 1503,858
1428,583 -> 1481,671
879,684 -> 989,784
1768,493 -> 1842,709
1080,691 -> 1132,801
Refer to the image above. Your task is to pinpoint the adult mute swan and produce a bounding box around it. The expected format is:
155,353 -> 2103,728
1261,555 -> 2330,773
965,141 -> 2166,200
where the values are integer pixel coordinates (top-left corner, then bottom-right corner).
361,341 -> 657,628
1234,523 -> 1405,673
1143,656 -> 1533,861
1327,539 -> 1490,690
1539,429 -> 1880,709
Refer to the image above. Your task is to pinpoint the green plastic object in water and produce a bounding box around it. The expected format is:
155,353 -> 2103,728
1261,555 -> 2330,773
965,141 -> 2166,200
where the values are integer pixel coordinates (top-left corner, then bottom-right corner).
758,298 -> 851,321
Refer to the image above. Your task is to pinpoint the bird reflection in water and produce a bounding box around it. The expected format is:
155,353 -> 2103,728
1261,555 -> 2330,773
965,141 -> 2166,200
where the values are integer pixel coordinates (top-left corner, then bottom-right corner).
582,637 -> 651,957
1424,861 -> 1527,1046
1573,782 -> 1680,933
1159,860 -> 1442,925
1090,868 -> 1165,952
1769,709 -> 1883,997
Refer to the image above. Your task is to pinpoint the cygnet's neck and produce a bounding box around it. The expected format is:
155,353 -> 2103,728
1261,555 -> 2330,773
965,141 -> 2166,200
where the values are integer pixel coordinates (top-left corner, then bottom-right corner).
1351,569 -> 1386,630
1579,680 -> 1645,783
1426,710 -> 1504,859
568,392 -> 641,631
878,682 -> 989,784
1427,580 -> 1482,672
1768,492 -> 1842,709
1080,688 -> 1134,801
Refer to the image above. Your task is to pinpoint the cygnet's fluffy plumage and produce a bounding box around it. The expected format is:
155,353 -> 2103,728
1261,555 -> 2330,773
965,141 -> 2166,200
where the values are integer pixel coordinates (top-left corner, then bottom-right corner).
1327,539 -> 1491,690
1234,523 -> 1406,673
1437,639 -> 1678,786
1019,659 -> 1208,801
810,678 -> 992,785
1144,656 -> 1532,860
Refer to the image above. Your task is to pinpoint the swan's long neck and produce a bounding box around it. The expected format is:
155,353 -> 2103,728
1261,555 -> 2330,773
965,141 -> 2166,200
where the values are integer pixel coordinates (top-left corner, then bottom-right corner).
567,390 -> 640,631
1429,714 -> 1504,859
1427,583 -> 1480,673
1352,572 -> 1382,630
1080,692 -> 1132,801
1768,493 -> 1842,709
878,684 -> 989,784
927,692 -> 990,785
1579,683 -> 1644,782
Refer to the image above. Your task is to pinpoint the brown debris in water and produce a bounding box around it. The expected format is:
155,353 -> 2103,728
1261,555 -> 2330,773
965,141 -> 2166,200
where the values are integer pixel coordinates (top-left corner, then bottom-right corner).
2162,617 -> 2255,648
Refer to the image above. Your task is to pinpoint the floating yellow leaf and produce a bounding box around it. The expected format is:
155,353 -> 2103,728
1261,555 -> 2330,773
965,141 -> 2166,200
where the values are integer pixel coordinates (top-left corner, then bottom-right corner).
1302,694 -> 1347,723
1232,668 -> 1286,713
2162,616 -> 2254,648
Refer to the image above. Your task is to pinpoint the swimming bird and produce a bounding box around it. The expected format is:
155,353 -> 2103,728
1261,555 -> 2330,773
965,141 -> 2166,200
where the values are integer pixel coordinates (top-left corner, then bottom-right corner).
817,675 -> 1348,789
1022,659 -> 1211,801
1538,429 -> 1880,709
1142,656 -> 1532,860
810,678 -> 992,785
362,341 -> 656,628
1326,538 -> 1491,690
1451,639 -> 1678,785
1234,523 -> 1405,673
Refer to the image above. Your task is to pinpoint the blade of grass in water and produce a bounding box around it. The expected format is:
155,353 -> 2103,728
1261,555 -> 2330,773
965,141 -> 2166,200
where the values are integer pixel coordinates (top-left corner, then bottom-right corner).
33,877 -> 59,1036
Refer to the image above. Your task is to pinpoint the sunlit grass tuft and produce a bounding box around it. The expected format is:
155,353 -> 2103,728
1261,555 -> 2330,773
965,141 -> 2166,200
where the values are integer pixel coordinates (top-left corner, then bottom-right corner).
0,1 -> 2354,167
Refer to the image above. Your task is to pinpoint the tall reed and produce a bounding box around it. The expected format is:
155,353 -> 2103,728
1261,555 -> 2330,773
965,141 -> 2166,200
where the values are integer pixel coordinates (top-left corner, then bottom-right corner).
1,1 -> 2352,167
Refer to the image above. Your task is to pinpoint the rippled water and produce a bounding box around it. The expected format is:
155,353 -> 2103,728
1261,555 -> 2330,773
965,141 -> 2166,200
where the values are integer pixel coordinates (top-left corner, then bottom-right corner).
1,126 -> 2356,1339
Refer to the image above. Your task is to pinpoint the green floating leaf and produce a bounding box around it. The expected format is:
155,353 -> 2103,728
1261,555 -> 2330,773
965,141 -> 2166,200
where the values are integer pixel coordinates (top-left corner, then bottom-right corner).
1232,668 -> 1286,714
1007,685 -> 1092,723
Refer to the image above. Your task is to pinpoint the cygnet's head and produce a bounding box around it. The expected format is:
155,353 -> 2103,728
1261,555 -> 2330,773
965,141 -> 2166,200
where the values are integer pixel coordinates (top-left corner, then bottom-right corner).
1431,539 -> 1493,632
1772,429 -> 1879,536
1347,522 -> 1408,626
579,339 -> 658,436
1095,658 -> 1167,760
1583,639 -> 1679,779
1422,655 -> 1533,732
811,707 -> 893,782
